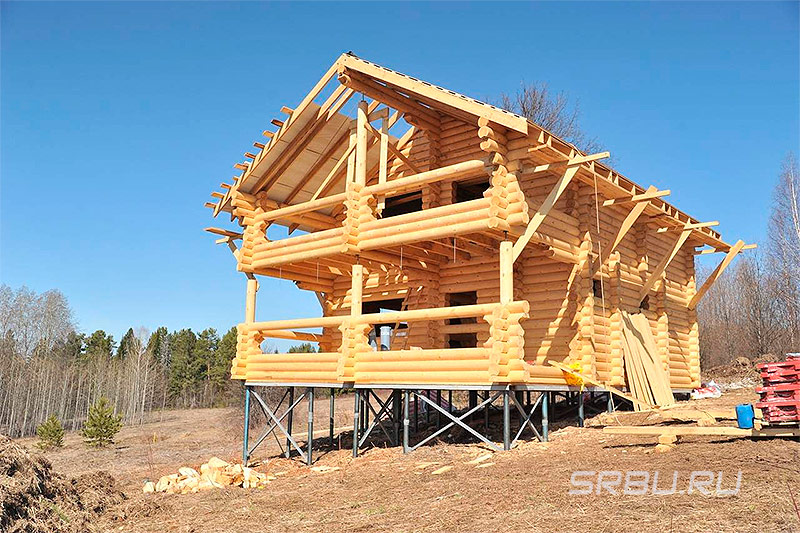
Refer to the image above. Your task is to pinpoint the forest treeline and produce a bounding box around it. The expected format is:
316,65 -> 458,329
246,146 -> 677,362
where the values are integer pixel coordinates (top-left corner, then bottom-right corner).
697,154 -> 800,368
0,285 -> 245,437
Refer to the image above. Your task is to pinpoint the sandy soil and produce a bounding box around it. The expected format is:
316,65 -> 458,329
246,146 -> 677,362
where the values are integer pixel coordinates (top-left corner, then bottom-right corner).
14,388 -> 800,533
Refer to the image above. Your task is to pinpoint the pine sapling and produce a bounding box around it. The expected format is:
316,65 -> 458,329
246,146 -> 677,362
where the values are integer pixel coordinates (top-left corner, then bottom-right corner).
81,397 -> 123,447
36,414 -> 65,450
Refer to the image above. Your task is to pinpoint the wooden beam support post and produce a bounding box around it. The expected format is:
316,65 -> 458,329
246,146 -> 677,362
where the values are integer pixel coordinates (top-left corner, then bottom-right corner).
638,228 -> 692,302
351,264 -> 364,317
377,114 -> 389,214
500,240 -> 513,305
245,278 -> 258,323
688,239 -> 746,309
355,100 -> 369,187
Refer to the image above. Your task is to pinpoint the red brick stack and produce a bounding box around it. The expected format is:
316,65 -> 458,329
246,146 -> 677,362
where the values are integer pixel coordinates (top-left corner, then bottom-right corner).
756,354 -> 800,425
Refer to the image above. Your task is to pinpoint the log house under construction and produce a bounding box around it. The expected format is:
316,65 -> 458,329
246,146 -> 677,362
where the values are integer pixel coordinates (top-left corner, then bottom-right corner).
205,54 -> 753,462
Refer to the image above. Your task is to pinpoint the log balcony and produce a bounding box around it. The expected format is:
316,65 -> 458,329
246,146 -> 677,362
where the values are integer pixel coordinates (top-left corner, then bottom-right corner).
239,159 -> 529,272
232,300 -> 530,386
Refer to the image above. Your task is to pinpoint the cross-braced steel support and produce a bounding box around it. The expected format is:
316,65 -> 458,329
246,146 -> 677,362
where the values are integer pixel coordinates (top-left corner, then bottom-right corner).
404,389 -> 504,452
352,388 -> 401,457
243,386 -> 316,465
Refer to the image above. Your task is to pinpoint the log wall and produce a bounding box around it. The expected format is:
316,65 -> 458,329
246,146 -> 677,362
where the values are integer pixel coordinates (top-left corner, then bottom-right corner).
228,114 -> 702,389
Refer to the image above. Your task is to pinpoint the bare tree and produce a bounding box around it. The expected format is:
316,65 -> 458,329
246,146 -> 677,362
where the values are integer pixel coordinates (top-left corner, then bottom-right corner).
498,82 -> 604,155
697,153 -> 800,367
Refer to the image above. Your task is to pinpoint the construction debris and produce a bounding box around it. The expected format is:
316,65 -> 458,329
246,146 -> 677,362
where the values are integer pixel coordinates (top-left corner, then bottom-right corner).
144,457 -> 276,494
756,353 -> 800,424
464,453 -> 493,465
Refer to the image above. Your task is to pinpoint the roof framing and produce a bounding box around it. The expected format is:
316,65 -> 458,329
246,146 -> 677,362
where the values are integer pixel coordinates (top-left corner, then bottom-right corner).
207,52 -> 740,251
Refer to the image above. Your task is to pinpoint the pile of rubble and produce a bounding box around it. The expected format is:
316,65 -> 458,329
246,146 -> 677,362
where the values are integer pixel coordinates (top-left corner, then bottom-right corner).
1,435 -> 122,533
143,457 -> 275,494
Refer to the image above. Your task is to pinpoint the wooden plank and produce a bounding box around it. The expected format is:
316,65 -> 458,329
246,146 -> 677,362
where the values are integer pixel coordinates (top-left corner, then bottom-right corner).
283,123 -> 352,204
688,239 -> 746,309
603,426 -> 800,437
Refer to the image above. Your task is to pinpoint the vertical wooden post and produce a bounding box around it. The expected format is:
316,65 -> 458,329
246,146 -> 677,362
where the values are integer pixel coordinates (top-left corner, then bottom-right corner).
245,278 -> 258,323
355,100 -> 368,187
351,264 -> 364,317
377,115 -> 388,214
500,241 -> 513,305
346,125 -> 356,185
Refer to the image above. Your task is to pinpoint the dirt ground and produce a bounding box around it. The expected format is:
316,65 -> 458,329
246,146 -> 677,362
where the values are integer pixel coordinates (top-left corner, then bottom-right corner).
12,387 -> 800,533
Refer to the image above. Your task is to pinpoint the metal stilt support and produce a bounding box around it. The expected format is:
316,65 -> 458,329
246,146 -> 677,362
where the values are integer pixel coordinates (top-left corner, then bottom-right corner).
542,392 -> 549,442
242,385 -> 251,465
578,390 -> 585,427
436,390 -> 441,429
247,388 -> 309,464
392,390 -> 402,444
285,387 -> 294,458
607,392 -> 614,413
306,388 -> 314,465
503,389 -> 511,451
330,388 -> 335,446
402,390 -> 410,454
352,390 -> 360,458
484,390 -> 489,430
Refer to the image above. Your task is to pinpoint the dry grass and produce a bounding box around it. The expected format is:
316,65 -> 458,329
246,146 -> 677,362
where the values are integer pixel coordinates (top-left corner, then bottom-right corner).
14,389 -> 800,533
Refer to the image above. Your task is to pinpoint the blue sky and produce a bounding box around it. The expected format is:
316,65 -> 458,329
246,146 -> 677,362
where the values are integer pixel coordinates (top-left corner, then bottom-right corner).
2,2 -> 798,348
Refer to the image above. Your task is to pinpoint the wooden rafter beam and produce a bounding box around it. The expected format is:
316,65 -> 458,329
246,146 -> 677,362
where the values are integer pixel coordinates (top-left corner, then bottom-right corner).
602,188 -> 670,207
638,227 -> 693,301
205,227 -> 243,239
253,85 -> 354,193
697,243 -> 757,255
595,185 -> 658,271
512,152 -> 610,262
366,122 -> 421,174
688,239 -> 747,309
523,151 -> 610,175
283,121 -> 353,205
338,54 -> 527,133
339,69 -> 441,132
657,221 -> 718,233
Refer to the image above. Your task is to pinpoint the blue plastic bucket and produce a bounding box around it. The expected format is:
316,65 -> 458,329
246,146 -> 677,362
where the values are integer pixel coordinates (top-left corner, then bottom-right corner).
736,403 -> 755,429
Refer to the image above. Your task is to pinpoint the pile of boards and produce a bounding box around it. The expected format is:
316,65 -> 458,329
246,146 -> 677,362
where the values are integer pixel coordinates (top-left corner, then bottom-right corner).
620,311 -> 675,409
599,405 -> 800,450
142,457 -> 275,494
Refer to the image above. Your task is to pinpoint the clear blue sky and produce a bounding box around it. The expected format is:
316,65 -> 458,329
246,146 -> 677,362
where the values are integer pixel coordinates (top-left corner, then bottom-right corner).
2,2 -> 798,348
